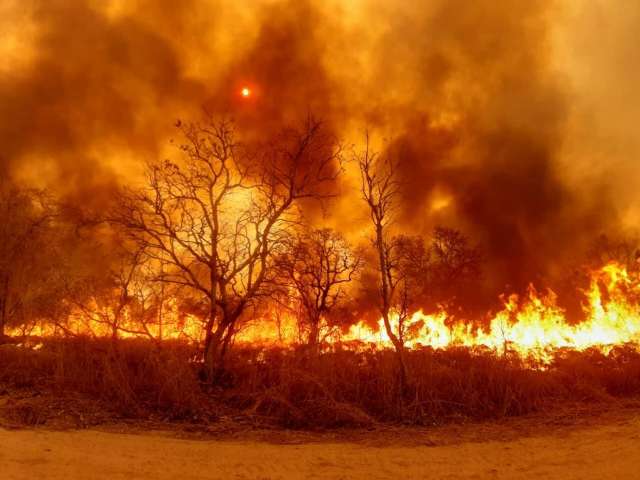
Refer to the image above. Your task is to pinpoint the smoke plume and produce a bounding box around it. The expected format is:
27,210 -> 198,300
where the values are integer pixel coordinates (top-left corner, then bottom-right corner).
1,0 -> 636,306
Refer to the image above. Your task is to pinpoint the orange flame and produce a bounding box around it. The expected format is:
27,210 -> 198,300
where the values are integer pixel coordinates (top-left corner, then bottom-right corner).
343,262 -> 640,362
10,262 -> 640,364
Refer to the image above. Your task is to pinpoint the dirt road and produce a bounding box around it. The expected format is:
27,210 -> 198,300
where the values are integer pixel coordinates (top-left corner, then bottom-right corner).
2,414 -> 639,479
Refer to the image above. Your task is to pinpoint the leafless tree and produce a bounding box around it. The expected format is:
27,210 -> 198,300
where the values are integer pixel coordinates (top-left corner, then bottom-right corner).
387,235 -> 430,345
586,234 -> 640,271
67,245 -> 153,341
279,228 -> 361,353
110,115 -> 341,376
0,182 -> 59,342
355,133 -> 410,383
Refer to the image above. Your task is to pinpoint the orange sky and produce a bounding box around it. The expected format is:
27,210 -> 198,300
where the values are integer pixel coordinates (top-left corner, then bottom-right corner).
1,0 -> 639,291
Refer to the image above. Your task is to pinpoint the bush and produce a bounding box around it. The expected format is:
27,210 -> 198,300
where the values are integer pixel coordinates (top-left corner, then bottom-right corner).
2,338 -> 640,428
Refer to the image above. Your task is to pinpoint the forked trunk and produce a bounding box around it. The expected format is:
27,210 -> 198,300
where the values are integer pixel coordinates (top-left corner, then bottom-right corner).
381,310 -> 408,391
218,323 -> 236,370
203,323 -> 225,380
203,308 -> 240,381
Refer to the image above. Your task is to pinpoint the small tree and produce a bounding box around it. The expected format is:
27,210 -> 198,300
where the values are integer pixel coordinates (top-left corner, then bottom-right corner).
388,235 -> 430,345
67,244 -> 151,340
279,228 -> 361,352
586,234 -> 640,271
428,227 -> 482,311
0,182 -> 58,341
356,134 -> 410,382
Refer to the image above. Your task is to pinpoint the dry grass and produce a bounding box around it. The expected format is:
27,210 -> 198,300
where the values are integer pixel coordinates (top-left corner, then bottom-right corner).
2,338 -> 640,429
0,338 -> 214,423
216,344 -> 640,427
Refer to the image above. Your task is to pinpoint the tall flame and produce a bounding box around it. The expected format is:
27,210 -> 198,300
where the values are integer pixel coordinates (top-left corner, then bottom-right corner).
343,262 -> 640,362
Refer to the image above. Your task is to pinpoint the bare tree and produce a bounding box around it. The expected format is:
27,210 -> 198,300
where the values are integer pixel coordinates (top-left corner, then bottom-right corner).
586,234 -> 640,271
0,182 -> 58,342
111,115 -> 341,376
388,235 -> 430,345
355,133 -> 410,382
67,244 -> 152,340
356,134 -> 485,383
279,228 -> 361,353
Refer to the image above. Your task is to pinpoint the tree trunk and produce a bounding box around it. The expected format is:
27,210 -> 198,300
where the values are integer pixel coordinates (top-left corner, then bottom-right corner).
375,224 -> 408,391
218,323 -> 236,370
307,316 -> 320,356
381,310 -> 408,390
204,322 -> 239,381
203,251 -> 220,379
203,305 -> 223,379
204,305 -> 245,381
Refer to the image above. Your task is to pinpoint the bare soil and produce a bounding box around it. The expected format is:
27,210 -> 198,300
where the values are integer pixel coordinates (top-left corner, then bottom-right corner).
1,404 -> 639,479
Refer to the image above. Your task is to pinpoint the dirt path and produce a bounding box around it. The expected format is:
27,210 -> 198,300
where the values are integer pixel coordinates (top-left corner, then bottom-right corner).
1,414 -> 640,480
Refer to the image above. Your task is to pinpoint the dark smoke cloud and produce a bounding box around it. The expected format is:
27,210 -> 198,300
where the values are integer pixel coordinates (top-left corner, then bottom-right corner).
0,0 -> 208,206
0,0 -> 629,307
351,0 -> 617,297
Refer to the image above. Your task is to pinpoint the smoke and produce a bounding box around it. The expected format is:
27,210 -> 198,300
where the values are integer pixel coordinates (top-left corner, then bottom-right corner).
204,0 -> 339,134
1,0 -> 635,305
555,1 -> 640,231
334,0 -> 620,296
0,0 -> 211,206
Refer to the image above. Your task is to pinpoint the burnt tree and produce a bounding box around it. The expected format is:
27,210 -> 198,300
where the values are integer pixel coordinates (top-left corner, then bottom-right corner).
0,182 -> 57,342
112,115 -> 341,376
279,228 -> 361,352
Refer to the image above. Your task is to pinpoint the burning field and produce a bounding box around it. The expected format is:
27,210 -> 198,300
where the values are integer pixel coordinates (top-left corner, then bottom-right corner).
10,260 -> 640,367
2,0 -> 640,478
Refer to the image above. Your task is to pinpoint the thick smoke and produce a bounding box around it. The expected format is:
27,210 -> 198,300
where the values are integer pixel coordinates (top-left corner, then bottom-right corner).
1,0 -> 633,308
205,0 -> 339,133
336,0 -> 620,299
0,0 -> 209,206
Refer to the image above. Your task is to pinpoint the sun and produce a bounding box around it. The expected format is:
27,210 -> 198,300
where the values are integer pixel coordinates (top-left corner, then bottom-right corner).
241,87 -> 251,98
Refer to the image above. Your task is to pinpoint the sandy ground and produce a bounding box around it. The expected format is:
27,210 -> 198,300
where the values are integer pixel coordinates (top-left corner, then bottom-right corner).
1,412 -> 640,480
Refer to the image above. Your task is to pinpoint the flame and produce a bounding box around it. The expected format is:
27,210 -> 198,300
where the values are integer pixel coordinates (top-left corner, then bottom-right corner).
343,262 -> 640,363
10,298 -> 203,343
9,262 -> 640,365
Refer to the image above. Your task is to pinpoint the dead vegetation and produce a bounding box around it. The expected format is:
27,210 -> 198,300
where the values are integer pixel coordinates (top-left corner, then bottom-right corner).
2,337 -> 640,430
0,338 -> 215,426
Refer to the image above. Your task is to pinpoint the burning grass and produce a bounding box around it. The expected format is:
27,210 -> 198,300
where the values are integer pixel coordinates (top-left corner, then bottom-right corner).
2,337 -> 640,430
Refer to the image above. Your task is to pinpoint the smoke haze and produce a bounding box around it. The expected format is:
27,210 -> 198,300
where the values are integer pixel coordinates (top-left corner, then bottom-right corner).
1,0 -> 638,300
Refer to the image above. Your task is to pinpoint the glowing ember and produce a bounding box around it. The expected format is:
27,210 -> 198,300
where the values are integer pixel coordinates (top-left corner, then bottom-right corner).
241,87 -> 251,97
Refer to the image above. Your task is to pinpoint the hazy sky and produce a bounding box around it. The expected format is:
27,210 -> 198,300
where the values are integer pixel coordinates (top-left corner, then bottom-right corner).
1,0 -> 638,290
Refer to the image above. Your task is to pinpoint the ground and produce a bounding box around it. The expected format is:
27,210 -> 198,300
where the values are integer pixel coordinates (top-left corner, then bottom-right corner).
1,405 -> 639,479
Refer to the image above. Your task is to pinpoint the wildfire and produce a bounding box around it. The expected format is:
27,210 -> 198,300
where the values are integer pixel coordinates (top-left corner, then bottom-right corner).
9,262 -> 640,365
343,262 -> 640,363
